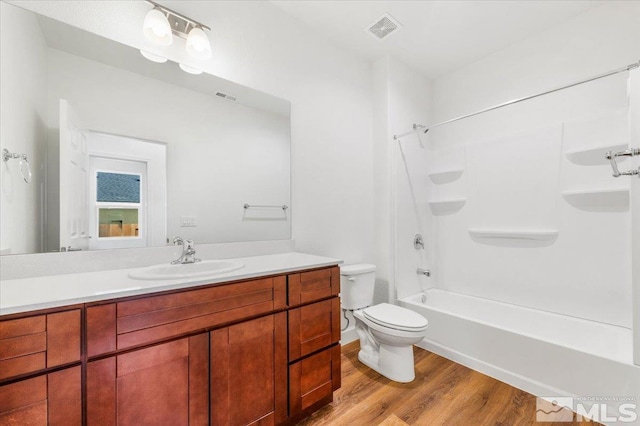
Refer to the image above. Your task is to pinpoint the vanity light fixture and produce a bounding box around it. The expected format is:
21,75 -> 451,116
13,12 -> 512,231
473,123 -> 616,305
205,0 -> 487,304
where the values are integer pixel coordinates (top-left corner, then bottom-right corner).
139,50 -> 168,63
142,6 -> 173,46
186,26 -> 212,60
142,1 -> 212,59
178,63 -> 203,75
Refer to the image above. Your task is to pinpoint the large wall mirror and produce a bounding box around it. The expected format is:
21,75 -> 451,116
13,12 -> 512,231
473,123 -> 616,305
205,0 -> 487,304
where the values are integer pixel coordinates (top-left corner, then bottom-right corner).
0,2 -> 291,255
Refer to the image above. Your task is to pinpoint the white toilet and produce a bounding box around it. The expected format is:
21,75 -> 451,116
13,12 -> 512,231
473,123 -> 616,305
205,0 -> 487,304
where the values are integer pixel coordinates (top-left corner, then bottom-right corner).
340,264 -> 428,383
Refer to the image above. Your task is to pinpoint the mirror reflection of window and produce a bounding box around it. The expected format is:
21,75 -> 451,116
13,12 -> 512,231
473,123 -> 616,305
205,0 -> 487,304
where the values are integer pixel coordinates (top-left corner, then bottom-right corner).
96,172 -> 142,240
98,208 -> 139,238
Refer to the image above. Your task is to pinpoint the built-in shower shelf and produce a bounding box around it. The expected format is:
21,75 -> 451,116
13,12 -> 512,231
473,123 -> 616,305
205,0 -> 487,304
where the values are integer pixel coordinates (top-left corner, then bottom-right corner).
561,188 -> 629,211
428,199 -> 466,216
428,169 -> 464,184
468,229 -> 559,241
565,143 -> 628,166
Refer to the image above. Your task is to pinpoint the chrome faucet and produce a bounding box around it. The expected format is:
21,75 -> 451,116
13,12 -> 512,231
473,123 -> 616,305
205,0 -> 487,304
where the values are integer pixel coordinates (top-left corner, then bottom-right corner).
172,237 -> 200,264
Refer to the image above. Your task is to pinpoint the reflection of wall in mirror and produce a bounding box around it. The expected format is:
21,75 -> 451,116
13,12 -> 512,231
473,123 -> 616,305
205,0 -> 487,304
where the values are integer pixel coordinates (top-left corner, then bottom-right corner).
0,3 -> 48,255
45,49 -> 290,246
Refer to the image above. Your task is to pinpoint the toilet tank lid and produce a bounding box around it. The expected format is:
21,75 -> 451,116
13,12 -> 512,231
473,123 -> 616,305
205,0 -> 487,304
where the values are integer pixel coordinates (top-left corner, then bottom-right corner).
340,264 -> 376,276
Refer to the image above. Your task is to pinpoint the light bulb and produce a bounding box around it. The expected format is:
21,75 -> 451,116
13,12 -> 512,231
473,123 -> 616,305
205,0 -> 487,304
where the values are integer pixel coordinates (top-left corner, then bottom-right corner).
143,7 -> 173,46
186,26 -> 211,60
140,50 -> 168,63
179,63 -> 203,75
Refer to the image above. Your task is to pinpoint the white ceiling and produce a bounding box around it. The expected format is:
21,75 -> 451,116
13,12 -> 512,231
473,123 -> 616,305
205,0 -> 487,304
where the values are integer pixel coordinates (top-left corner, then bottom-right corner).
270,0 -> 604,79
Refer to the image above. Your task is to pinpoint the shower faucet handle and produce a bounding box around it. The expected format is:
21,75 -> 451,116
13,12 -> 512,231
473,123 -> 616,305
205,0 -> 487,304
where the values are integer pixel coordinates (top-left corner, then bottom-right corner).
417,268 -> 431,277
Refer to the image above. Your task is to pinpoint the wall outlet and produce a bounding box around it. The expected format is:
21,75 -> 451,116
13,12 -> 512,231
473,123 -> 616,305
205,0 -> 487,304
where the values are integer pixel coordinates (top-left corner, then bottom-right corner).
180,216 -> 197,227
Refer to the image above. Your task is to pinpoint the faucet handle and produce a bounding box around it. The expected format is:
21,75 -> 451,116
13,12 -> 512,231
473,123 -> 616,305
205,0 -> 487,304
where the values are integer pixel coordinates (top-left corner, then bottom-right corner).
417,268 -> 431,277
172,236 -> 184,245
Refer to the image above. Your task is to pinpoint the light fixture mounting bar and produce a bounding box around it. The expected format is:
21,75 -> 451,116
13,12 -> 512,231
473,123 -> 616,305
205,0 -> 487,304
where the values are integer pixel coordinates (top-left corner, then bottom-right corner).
145,0 -> 211,37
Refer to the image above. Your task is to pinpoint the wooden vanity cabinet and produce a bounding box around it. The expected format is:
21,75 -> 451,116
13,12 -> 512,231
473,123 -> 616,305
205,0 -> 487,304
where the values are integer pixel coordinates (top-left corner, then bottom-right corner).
287,267 -> 341,421
1,264 -> 341,425
0,308 -> 82,425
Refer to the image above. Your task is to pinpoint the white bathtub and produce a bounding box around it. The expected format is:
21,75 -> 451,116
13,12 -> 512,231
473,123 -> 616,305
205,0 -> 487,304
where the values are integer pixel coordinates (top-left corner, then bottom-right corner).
399,289 -> 640,423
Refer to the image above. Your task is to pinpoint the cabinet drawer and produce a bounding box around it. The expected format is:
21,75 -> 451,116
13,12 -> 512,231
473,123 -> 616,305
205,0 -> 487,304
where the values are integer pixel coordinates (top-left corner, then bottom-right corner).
0,366 -> 81,425
0,310 -> 81,380
289,298 -> 340,361
288,266 -> 339,307
87,277 -> 286,355
289,345 -> 341,416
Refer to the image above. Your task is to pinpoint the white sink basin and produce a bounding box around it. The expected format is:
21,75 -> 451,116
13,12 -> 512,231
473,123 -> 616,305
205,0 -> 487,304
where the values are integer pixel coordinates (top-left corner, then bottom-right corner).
128,259 -> 245,280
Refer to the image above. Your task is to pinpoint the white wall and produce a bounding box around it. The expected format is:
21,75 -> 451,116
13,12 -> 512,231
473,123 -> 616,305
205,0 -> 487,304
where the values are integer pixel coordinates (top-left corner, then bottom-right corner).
372,56 -> 432,302
387,58 -> 433,301
421,2 -> 640,328
340,56 -> 432,345
0,3 -> 48,254
11,0 -> 374,265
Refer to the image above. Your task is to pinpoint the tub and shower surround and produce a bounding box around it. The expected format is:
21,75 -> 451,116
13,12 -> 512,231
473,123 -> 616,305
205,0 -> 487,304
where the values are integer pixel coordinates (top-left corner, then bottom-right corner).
393,60 -> 640,414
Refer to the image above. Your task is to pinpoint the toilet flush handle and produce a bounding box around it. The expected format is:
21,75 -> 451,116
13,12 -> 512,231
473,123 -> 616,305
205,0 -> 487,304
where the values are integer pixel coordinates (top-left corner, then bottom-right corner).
347,277 -> 356,282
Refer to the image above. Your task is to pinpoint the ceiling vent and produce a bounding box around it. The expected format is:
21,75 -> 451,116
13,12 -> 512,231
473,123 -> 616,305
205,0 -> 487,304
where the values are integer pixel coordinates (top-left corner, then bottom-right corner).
366,13 -> 402,41
215,92 -> 236,102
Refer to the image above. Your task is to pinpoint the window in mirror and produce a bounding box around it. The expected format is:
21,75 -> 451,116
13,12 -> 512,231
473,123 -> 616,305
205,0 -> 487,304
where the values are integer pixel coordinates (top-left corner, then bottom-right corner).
96,172 -> 142,239
97,172 -> 141,203
98,208 -> 139,238
90,155 -> 148,250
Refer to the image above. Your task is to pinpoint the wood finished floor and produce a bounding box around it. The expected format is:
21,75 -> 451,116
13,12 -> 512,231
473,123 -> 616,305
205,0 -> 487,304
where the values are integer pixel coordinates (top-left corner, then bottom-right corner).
297,341 -> 596,426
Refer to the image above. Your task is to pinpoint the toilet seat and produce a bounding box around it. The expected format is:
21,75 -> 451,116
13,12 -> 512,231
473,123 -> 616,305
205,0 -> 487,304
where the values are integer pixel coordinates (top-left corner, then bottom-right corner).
362,303 -> 428,332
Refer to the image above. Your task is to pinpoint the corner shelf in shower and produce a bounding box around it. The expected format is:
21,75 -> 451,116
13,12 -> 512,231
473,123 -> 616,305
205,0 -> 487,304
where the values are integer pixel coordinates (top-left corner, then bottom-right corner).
468,229 -> 559,241
428,199 -> 466,216
565,143 -> 628,166
561,188 -> 629,211
428,169 -> 464,184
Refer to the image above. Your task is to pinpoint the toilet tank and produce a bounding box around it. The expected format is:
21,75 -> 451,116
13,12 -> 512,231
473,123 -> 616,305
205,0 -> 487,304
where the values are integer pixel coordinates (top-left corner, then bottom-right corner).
340,264 -> 376,310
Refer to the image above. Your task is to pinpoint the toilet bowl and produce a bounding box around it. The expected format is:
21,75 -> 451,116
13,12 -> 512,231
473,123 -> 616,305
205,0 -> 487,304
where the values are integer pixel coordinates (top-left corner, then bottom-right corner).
340,264 -> 428,383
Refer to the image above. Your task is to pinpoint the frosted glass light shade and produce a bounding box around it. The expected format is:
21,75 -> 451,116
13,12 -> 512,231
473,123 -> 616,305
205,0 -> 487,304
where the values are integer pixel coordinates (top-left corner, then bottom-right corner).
140,50 -> 167,63
143,8 -> 173,46
179,63 -> 203,75
186,26 -> 211,59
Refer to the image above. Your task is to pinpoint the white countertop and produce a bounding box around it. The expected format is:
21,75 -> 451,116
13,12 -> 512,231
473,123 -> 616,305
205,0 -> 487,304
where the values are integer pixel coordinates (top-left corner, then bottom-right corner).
0,252 -> 341,316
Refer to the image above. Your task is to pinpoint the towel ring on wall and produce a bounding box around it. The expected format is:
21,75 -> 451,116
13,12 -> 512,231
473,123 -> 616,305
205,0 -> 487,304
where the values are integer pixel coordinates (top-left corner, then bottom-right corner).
2,148 -> 32,183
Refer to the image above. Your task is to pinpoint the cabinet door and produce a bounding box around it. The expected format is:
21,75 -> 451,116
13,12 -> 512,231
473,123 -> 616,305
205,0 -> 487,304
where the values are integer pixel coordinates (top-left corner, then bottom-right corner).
86,334 -> 208,426
210,313 -> 287,426
0,366 -> 81,425
289,345 -> 341,417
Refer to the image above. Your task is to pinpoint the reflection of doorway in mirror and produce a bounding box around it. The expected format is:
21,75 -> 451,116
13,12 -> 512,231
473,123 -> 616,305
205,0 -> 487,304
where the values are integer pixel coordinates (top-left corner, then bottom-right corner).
89,158 -> 147,250
85,131 -> 167,250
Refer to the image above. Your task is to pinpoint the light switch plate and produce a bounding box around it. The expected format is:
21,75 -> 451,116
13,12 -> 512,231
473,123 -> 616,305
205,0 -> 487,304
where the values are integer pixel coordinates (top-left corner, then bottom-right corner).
180,216 -> 197,227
